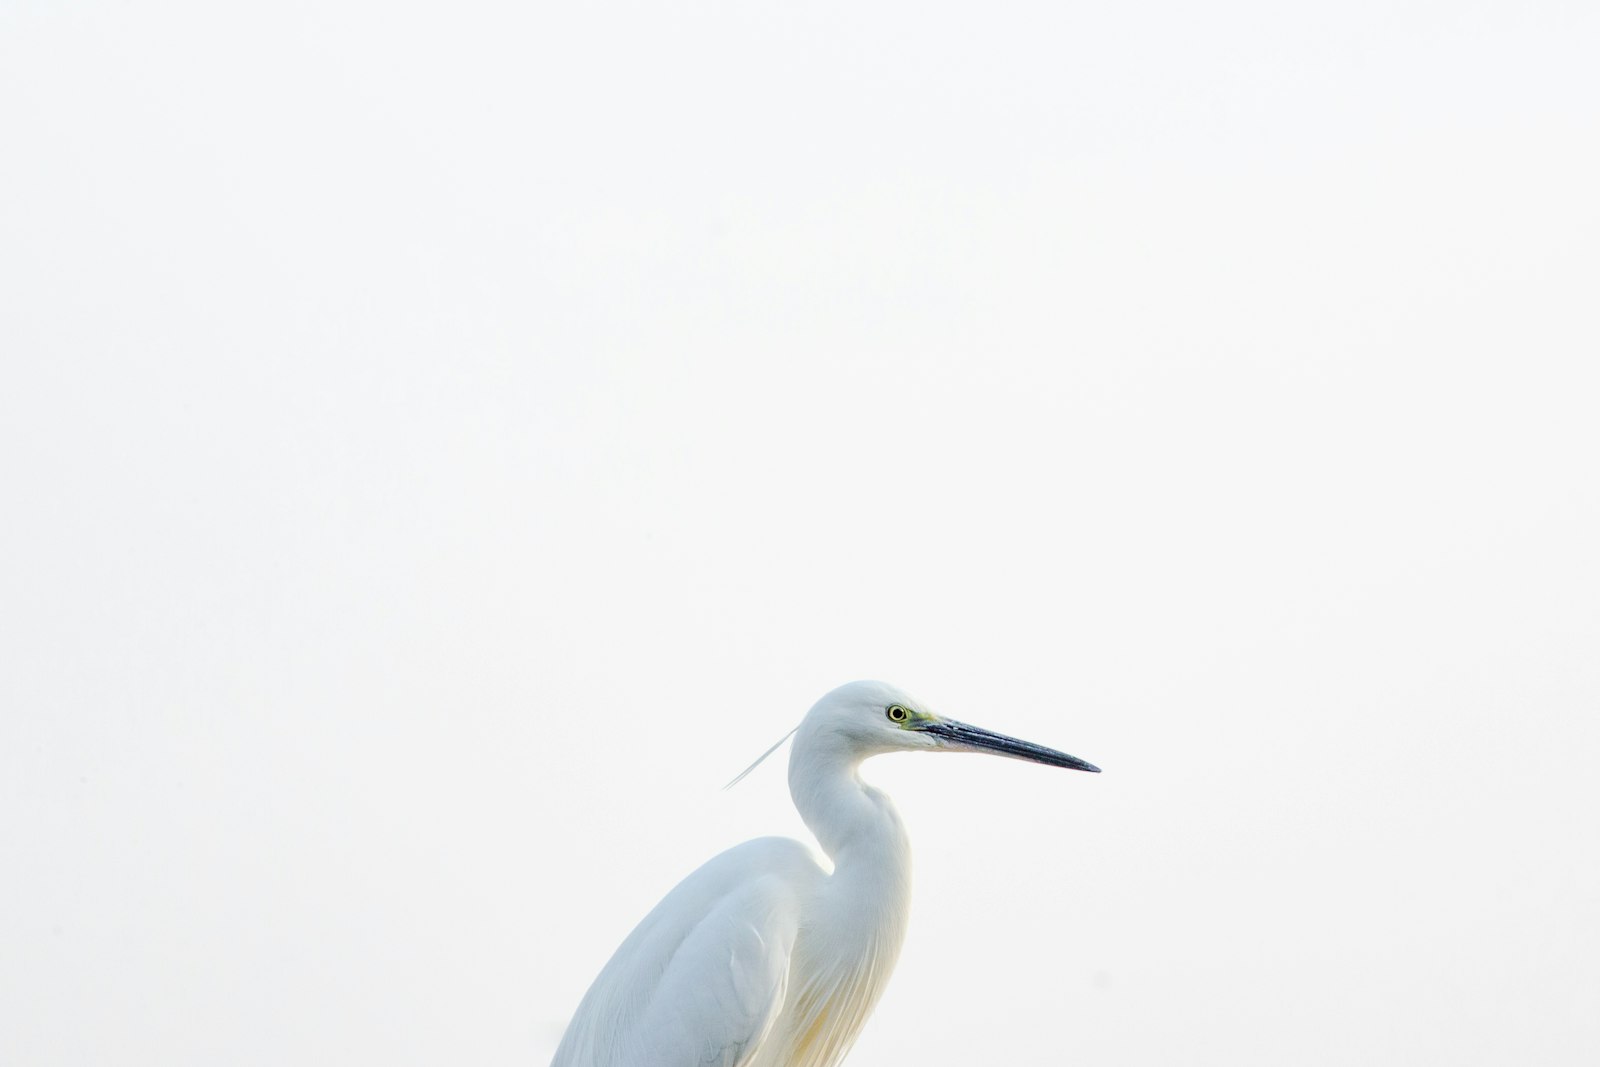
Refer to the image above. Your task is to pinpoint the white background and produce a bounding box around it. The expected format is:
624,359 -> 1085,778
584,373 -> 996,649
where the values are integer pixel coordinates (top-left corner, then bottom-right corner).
3,2 -> 1597,1064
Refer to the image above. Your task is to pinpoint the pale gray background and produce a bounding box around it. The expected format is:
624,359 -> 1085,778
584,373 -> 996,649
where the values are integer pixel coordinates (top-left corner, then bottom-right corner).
3,2 -> 1597,1065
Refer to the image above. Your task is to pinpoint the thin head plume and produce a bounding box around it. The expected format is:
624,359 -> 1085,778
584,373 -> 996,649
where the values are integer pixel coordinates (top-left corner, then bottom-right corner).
723,725 -> 799,790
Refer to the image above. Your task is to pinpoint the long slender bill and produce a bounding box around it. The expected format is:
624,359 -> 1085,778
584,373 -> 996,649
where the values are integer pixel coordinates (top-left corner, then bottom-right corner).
919,719 -> 1101,773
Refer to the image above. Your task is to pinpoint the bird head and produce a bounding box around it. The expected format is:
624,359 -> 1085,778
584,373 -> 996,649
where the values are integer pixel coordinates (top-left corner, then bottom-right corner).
799,680 -> 1101,771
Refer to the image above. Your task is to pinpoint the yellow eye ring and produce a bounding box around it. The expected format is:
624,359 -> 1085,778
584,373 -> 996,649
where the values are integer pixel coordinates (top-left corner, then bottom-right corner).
886,705 -> 910,723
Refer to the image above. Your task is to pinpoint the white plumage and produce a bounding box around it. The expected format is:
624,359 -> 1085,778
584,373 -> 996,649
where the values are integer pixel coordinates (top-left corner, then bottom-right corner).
551,680 -> 1098,1067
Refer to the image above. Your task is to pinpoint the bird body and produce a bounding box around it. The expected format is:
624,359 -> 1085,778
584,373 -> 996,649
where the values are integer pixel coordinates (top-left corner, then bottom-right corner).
550,681 -> 1098,1067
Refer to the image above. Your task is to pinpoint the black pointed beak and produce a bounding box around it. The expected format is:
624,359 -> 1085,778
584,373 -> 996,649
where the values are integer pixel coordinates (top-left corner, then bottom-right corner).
918,718 -> 1101,773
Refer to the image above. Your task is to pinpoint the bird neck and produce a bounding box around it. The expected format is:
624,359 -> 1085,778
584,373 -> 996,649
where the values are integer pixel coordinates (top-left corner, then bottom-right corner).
788,736 -> 911,880
785,731 -> 913,1058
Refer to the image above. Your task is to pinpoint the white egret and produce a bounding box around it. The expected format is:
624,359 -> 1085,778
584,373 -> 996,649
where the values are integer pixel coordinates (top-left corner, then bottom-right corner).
550,680 -> 1100,1067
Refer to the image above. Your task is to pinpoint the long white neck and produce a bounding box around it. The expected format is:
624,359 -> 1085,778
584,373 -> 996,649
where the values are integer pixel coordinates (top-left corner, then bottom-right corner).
786,727 -> 912,985
749,720 -> 917,1067
788,732 -> 910,871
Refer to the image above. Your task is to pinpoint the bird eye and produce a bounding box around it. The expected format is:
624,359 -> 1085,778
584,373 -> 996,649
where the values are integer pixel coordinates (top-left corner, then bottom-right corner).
886,705 -> 909,723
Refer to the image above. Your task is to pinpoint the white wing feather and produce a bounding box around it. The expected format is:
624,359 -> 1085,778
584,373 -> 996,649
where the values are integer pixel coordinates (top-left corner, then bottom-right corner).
551,837 -> 825,1067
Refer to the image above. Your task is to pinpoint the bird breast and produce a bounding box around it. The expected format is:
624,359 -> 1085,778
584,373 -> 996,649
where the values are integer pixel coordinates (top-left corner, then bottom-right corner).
751,841 -> 912,1067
